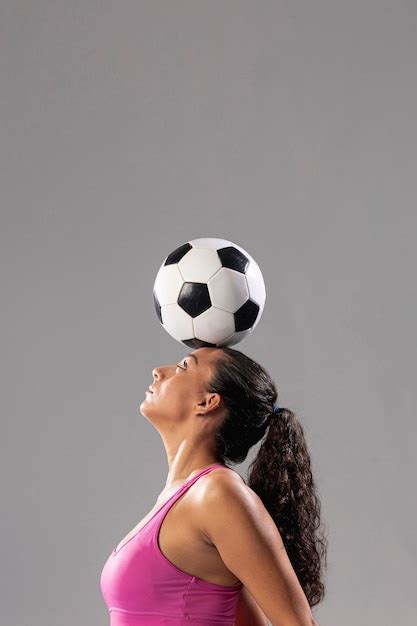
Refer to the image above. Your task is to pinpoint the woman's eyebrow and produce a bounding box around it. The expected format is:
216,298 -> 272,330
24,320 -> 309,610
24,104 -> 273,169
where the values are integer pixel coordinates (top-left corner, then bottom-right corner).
187,353 -> 198,365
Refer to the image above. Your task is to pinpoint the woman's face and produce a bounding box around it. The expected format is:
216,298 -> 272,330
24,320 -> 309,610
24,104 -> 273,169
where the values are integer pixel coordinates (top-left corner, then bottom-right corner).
140,347 -> 223,425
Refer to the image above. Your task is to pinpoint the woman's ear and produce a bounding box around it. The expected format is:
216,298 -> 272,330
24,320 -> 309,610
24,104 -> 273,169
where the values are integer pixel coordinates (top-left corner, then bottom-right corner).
196,393 -> 222,415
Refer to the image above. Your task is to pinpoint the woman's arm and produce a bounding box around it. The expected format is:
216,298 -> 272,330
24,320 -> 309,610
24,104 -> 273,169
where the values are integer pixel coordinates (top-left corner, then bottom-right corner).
196,473 -> 318,626
232,589 -> 320,626
233,586 -> 269,626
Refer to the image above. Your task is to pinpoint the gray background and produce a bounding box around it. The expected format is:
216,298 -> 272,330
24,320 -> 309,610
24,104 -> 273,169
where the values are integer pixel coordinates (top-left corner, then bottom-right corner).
1,2 -> 416,625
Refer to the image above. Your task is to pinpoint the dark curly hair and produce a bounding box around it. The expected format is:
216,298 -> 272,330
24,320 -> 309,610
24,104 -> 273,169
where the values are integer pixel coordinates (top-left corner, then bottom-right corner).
207,346 -> 328,608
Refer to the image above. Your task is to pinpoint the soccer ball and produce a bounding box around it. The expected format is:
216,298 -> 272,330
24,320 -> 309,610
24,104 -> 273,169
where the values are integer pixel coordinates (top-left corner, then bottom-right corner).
152,237 -> 266,348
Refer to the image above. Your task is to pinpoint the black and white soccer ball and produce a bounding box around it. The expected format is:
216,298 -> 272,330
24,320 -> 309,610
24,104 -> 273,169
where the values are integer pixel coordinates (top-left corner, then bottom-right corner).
152,237 -> 266,348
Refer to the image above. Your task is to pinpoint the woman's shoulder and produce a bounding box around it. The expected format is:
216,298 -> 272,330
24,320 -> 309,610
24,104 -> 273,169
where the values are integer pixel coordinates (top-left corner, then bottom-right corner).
195,464 -> 268,523
195,465 -> 249,501
207,464 -> 246,485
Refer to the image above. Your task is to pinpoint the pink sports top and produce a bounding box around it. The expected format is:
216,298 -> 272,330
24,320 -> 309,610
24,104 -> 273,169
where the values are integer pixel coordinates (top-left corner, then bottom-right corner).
100,463 -> 243,626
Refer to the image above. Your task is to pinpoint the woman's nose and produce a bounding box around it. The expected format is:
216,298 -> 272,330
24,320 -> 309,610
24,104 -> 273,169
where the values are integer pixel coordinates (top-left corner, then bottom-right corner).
152,364 -> 173,381
153,367 -> 167,381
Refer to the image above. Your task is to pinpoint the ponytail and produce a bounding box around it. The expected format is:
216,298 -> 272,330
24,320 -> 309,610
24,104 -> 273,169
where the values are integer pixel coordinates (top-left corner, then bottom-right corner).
247,407 -> 328,607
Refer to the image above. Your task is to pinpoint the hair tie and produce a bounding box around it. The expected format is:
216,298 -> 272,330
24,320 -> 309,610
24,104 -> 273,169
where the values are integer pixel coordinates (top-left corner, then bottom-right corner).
265,403 -> 280,428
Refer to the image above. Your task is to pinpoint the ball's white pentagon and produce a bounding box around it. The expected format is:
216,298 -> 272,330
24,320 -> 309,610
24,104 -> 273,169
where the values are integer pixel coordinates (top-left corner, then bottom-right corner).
160,303 -> 194,341
245,257 -> 267,321
153,264 -> 184,306
189,237 -> 252,264
189,237 -> 232,250
208,268 -> 249,313
178,247 -> 222,283
193,307 -> 235,346
221,328 -> 253,347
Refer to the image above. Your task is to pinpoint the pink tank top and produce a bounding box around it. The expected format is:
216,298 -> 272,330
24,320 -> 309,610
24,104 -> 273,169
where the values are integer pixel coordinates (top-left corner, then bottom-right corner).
100,463 -> 243,626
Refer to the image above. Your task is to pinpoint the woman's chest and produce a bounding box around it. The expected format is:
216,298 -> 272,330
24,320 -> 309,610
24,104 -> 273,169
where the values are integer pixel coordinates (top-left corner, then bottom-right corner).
114,486 -> 179,553
113,486 -> 240,587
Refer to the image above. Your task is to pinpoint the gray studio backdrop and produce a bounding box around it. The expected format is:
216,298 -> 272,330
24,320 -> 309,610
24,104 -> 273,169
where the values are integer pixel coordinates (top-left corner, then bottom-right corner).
1,2 -> 416,625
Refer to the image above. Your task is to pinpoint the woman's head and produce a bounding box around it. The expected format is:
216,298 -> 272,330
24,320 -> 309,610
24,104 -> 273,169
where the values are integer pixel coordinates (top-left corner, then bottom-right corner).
140,346 -> 277,455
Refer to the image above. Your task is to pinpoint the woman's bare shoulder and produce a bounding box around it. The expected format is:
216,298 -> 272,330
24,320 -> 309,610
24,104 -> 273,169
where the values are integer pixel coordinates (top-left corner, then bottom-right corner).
204,465 -> 247,486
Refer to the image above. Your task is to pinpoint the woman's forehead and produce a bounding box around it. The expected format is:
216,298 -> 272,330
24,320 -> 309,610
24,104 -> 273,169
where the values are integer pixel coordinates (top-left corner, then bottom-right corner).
186,347 -> 221,367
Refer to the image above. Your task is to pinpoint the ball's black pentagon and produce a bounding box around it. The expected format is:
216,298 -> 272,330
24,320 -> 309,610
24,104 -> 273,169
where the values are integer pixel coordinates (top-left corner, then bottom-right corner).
234,299 -> 259,331
153,290 -> 163,323
217,246 -> 249,274
181,338 -> 217,349
164,242 -> 192,265
178,282 -> 211,317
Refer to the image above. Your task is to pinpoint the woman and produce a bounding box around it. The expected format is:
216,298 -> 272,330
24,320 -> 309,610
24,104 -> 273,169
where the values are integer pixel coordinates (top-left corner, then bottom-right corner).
100,346 -> 327,626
